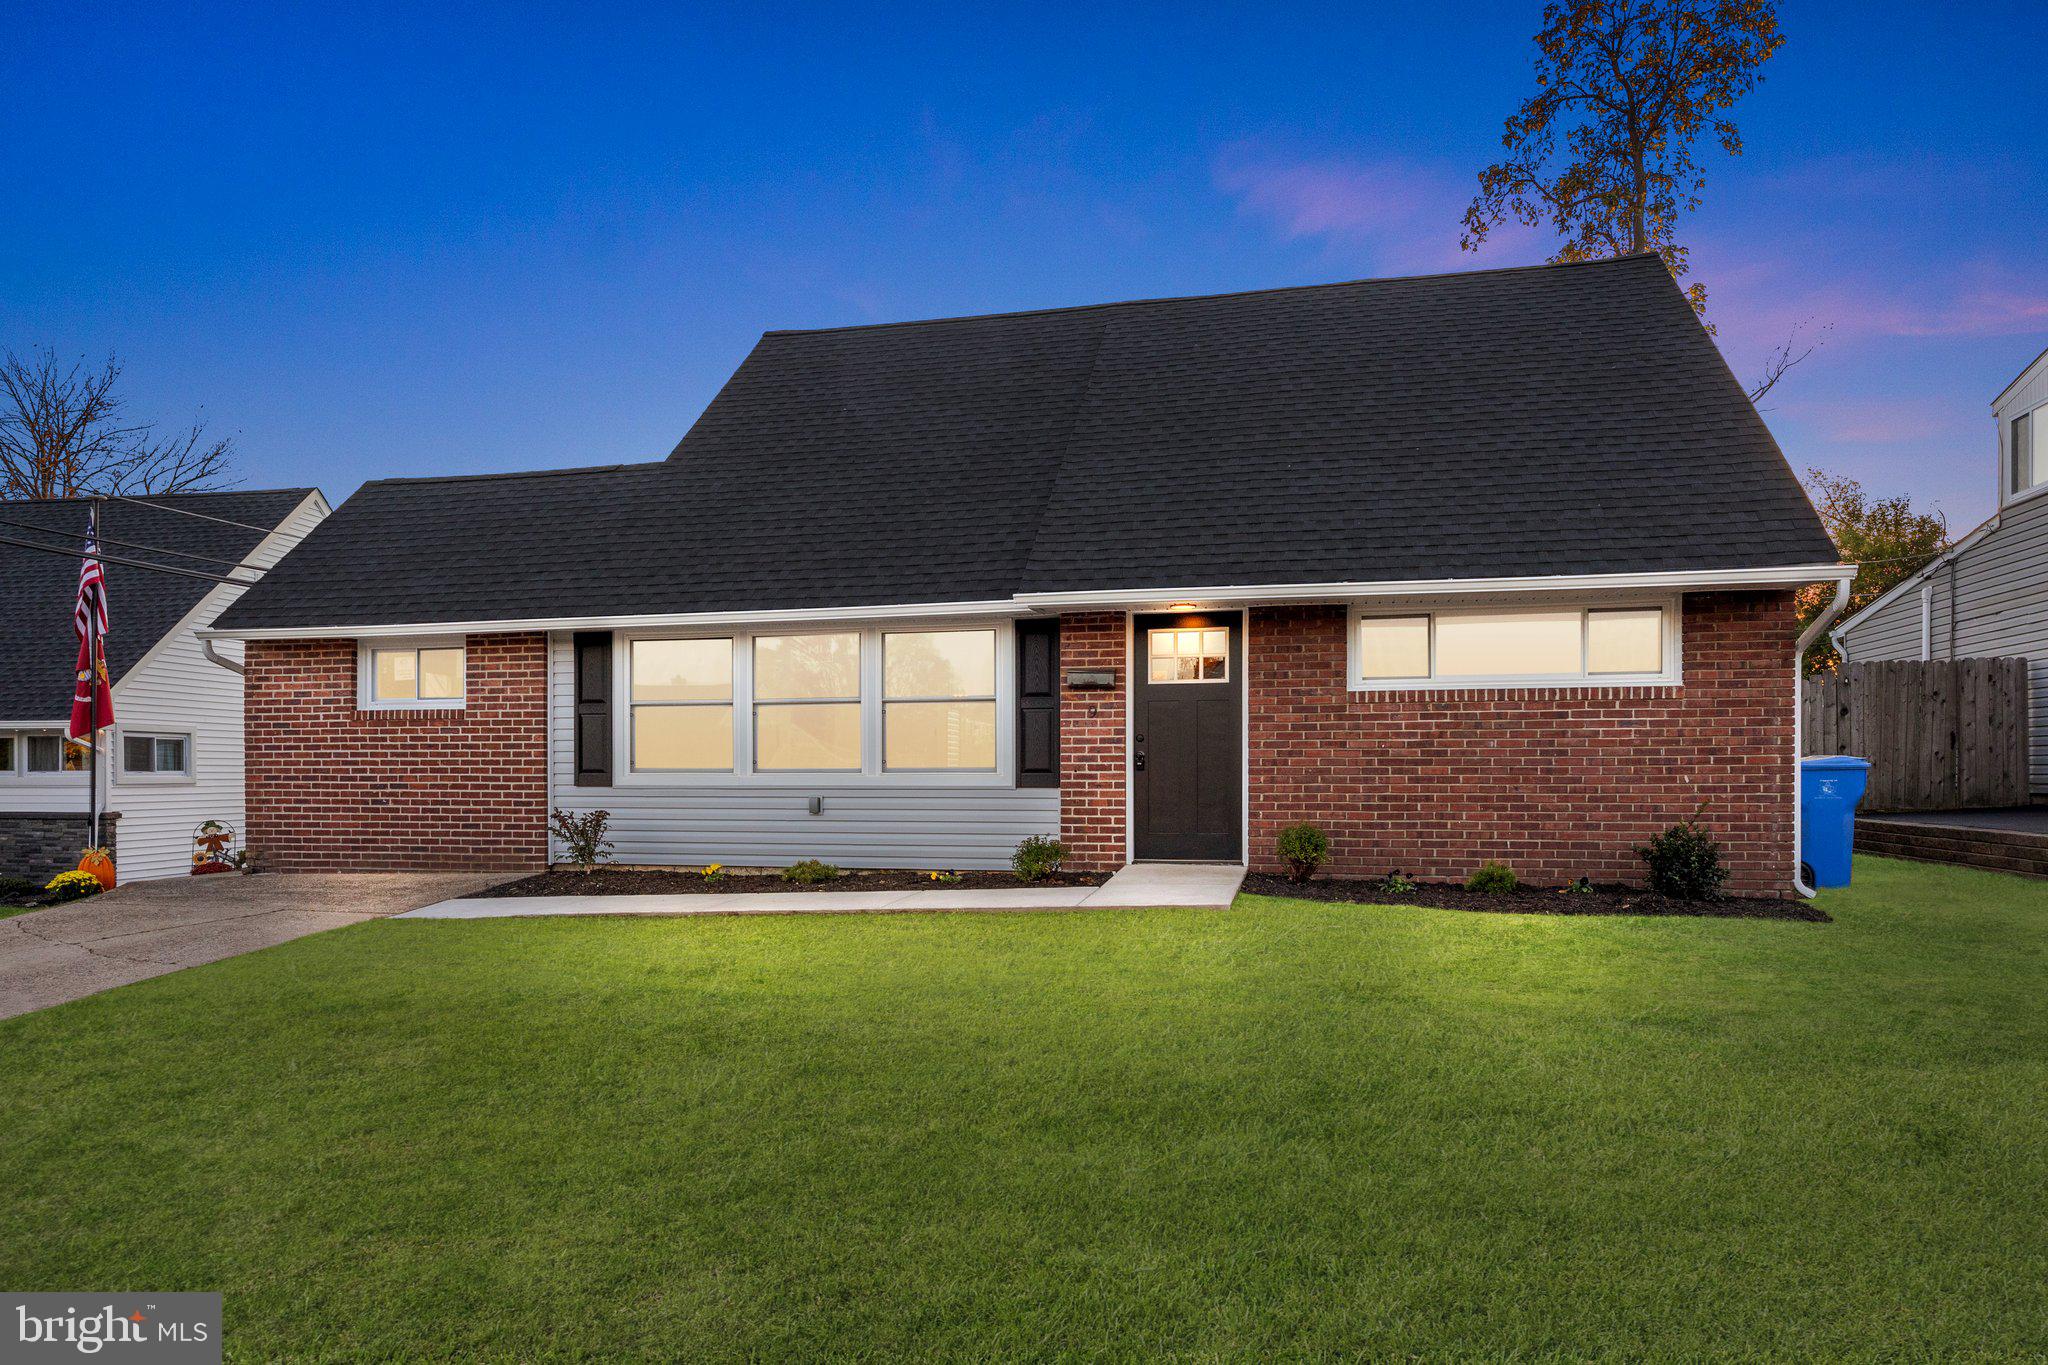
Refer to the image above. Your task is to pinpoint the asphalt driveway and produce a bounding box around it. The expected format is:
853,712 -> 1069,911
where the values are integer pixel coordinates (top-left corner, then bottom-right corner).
0,872 -> 510,1020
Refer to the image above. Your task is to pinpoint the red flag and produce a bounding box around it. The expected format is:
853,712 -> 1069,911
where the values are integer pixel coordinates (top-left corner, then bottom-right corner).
68,524 -> 113,739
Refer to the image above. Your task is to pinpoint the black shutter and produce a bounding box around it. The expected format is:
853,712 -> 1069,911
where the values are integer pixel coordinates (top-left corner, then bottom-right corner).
1015,618 -> 1059,788
573,632 -> 613,787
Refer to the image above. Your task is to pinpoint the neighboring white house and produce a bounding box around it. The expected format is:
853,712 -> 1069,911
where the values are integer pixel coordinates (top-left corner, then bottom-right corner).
0,489 -> 329,881
1833,343 -> 2048,797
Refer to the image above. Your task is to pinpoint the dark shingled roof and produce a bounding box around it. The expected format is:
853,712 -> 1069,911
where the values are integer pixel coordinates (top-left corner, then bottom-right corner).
1,490 -> 316,716
213,255 -> 1835,631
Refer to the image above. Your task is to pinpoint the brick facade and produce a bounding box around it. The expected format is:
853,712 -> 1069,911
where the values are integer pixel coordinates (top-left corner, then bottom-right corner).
1057,612 -> 1128,871
244,633 -> 549,872
1245,592 -> 1797,895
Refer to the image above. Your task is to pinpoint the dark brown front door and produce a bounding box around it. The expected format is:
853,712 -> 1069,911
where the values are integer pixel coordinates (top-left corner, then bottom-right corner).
1132,612 -> 1242,861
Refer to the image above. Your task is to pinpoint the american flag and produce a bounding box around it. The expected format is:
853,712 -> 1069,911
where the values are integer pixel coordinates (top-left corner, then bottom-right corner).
68,516 -> 114,739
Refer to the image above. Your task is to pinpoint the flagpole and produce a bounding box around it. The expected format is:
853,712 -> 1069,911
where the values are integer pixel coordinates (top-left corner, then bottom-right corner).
89,498 -> 101,852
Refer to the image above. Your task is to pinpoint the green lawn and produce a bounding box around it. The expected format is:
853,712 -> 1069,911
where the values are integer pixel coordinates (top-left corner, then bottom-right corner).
2,857 -> 2044,1360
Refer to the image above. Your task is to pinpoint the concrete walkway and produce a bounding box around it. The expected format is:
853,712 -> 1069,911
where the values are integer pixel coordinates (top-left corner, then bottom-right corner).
0,872 -> 509,1020
401,861 -> 1248,920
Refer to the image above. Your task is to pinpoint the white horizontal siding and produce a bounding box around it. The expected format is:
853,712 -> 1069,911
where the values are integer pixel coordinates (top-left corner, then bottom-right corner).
1837,490 -> 2048,793
546,633 -> 1058,869
1,493 -> 329,880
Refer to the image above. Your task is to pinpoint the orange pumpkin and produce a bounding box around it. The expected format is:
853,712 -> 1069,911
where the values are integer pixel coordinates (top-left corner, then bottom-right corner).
77,846 -> 116,890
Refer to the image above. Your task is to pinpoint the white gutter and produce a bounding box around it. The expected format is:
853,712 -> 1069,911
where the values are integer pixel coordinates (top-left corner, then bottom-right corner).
1794,572 -> 1858,898
1014,564 -> 1853,609
201,637 -> 245,675
200,596 -> 1033,641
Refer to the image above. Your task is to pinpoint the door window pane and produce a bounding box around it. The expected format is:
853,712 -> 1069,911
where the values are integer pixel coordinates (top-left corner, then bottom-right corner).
634,705 -> 734,771
884,630 -> 995,698
755,633 -> 860,700
1147,627 -> 1227,683
632,638 -> 732,701
418,648 -> 465,700
756,702 -> 861,770
1588,608 -> 1664,674
1436,610 -> 1582,677
885,700 -> 997,770
1359,616 -> 1430,679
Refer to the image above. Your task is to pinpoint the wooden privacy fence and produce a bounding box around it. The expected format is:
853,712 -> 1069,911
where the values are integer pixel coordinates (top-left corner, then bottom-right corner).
1802,658 -> 2031,811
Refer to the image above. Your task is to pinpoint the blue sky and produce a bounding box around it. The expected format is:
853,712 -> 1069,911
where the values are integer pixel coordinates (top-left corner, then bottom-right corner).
5,2 -> 2044,529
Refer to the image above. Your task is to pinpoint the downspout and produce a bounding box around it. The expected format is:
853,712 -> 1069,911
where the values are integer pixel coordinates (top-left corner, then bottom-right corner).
1794,574 -> 1855,898
201,636 -> 244,675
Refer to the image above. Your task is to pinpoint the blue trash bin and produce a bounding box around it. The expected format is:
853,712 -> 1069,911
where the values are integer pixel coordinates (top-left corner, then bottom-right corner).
1800,755 -> 1871,888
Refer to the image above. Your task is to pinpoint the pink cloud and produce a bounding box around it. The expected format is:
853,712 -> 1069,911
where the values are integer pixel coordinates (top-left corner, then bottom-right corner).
1211,141 -> 1546,273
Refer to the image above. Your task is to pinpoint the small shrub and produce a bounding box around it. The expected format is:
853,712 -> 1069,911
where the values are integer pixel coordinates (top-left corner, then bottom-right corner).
1636,818 -> 1728,900
549,808 -> 613,871
1012,835 -> 1068,882
1380,870 -> 1417,897
43,870 -> 103,903
0,874 -> 41,903
1275,822 -> 1330,882
1563,876 -> 1595,896
1465,861 -> 1519,894
782,859 -> 841,885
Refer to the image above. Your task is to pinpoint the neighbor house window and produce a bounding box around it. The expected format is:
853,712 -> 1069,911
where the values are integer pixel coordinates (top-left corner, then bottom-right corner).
753,632 -> 862,771
630,637 -> 734,771
121,732 -> 191,777
0,735 -> 12,773
1147,626 -> 1228,682
20,734 -> 90,773
883,629 -> 997,770
1352,602 -> 1676,687
366,642 -> 465,706
2013,410 -> 2040,497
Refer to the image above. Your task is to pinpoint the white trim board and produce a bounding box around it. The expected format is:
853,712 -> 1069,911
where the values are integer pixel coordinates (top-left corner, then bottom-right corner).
199,564 -> 1854,642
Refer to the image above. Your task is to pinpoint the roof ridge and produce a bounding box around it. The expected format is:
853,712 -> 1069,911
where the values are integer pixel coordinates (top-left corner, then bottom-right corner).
760,253 -> 1664,339
0,486 -> 317,508
364,461 -> 668,489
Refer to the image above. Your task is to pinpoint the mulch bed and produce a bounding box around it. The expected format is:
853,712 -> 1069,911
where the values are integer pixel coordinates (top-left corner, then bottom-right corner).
1240,872 -> 1830,921
477,868 -> 1112,898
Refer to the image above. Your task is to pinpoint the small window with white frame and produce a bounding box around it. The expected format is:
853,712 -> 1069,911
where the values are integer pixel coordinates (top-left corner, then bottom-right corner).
11,733 -> 91,773
121,731 -> 192,778
361,639 -> 466,708
1352,601 -> 1677,688
2011,408 -> 2043,499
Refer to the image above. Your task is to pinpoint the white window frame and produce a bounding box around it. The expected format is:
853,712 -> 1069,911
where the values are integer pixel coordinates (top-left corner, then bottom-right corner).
2002,402 -> 2048,508
881,628 -> 1001,774
116,728 -> 195,784
0,728 -> 94,784
613,619 -> 1017,787
1347,595 -> 1682,691
357,636 -> 468,711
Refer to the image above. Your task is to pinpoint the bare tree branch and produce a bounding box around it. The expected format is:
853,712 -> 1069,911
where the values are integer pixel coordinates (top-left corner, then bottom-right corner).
0,347 -> 238,499
1747,320 -> 1828,406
